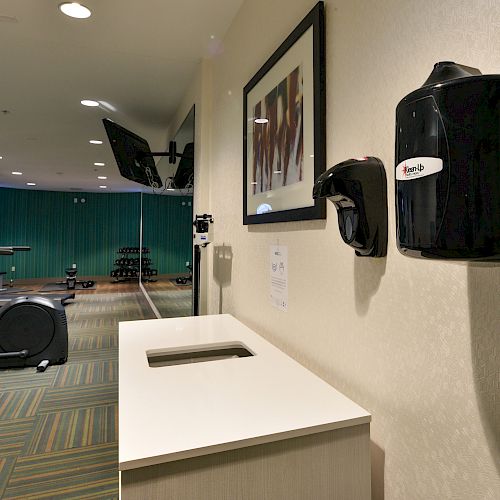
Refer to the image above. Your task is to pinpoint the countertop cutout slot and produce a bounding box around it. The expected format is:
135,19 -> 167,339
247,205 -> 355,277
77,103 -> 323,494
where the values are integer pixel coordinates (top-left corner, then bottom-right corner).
147,343 -> 254,367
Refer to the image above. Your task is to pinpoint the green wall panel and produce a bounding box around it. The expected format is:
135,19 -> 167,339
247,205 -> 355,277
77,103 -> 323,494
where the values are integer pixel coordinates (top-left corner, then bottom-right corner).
141,193 -> 193,275
0,188 -> 192,280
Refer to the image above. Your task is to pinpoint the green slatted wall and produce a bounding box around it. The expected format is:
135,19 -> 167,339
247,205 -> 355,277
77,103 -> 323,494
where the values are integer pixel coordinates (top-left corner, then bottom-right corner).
141,193 -> 193,275
0,188 -> 192,279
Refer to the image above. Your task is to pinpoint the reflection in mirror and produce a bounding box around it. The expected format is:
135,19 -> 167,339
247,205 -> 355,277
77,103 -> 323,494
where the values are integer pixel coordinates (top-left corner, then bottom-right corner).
140,106 -> 195,318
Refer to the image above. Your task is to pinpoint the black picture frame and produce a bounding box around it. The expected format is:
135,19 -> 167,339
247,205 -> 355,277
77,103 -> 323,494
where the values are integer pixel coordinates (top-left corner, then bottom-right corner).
243,1 -> 325,225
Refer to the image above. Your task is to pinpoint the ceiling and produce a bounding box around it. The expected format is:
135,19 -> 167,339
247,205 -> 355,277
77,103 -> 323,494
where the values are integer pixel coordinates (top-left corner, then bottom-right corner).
0,0 -> 242,193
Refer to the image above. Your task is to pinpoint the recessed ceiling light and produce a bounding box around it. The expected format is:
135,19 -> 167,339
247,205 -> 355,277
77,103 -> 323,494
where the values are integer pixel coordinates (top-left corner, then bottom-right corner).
166,187 -> 175,191
255,118 -> 269,124
59,2 -> 92,19
26,182 -> 36,186
81,99 -> 99,107
0,156 -> 3,159
99,185 -> 107,189
11,171 -> 22,175
94,162 -> 105,166
89,140 -> 103,144
97,176 -> 107,180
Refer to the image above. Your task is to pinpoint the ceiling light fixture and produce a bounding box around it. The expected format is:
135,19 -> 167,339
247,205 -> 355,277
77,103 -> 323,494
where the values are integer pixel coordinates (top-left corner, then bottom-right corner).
81,99 -> 99,107
97,176 -> 107,180
0,156 -> 3,159
89,140 -> 103,144
26,182 -> 36,186
59,2 -> 92,19
94,162 -> 105,166
11,171 -> 22,175
99,185 -> 107,189
255,118 -> 269,124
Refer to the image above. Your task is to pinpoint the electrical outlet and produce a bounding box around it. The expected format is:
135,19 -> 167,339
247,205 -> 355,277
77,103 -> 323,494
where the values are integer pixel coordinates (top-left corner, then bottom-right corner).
72,263 -> 77,268
11,266 -> 15,272
185,261 -> 190,267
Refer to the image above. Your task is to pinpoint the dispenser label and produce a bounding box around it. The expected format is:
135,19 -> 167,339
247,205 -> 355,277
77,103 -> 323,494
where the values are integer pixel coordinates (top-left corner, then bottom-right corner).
396,157 -> 443,180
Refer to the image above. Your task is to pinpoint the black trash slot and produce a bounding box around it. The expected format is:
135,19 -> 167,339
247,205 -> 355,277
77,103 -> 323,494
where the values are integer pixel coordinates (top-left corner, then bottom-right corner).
146,343 -> 254,368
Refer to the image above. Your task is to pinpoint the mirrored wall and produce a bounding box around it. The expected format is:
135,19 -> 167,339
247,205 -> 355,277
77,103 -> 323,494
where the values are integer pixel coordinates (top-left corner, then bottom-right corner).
140,107 -> 195,317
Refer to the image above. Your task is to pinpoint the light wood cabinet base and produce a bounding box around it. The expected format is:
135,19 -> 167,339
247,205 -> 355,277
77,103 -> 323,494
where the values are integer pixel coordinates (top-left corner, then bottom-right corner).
121,423 -> 370,500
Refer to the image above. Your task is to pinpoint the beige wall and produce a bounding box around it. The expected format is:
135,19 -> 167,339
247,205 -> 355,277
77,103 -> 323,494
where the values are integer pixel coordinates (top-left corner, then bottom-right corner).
170,0 -> 500,498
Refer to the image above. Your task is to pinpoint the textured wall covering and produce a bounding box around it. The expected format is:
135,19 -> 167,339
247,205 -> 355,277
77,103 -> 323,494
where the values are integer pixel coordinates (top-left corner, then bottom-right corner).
171,0 -> 500,498
0,188 -> 192,279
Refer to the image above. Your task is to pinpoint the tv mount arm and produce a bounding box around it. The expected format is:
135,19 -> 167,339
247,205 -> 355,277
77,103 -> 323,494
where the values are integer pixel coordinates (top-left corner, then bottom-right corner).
136,140 -> 193,165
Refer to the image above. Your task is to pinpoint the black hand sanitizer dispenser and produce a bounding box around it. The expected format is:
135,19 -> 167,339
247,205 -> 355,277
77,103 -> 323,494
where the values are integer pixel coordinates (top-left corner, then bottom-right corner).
395,62 -> 500,261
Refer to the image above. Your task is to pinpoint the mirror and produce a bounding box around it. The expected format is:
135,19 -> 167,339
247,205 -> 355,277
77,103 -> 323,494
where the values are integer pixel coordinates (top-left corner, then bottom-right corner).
140,106 -> 195,317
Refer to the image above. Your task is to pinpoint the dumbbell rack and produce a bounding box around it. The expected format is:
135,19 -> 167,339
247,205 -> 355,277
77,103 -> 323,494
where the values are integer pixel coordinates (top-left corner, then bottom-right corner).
110,247 -> 158,283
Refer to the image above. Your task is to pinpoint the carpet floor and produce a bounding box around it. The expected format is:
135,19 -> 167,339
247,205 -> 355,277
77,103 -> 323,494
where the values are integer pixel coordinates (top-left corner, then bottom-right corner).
0,292 -> 155,499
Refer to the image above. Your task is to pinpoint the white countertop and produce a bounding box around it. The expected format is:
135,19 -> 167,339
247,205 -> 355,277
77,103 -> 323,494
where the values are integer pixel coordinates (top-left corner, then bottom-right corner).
118,314 -> 370,470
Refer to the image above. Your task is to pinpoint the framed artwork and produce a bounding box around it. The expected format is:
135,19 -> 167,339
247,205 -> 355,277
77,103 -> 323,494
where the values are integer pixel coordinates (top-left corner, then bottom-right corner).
243,1 -> 325,225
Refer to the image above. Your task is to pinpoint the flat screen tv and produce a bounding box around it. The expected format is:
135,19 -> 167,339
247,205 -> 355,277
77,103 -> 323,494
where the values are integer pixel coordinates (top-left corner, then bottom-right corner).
102,118 -> 162,188
171,142 -> 194,189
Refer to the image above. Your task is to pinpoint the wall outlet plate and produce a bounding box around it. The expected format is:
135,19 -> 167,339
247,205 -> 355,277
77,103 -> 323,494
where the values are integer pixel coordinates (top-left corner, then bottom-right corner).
11,266 -> 15,272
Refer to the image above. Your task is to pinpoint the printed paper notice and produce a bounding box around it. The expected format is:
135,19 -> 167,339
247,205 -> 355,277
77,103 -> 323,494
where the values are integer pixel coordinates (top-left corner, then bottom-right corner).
270,246 -> 288,311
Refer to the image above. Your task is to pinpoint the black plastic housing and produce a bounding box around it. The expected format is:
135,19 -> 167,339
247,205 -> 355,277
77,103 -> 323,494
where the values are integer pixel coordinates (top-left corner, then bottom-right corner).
0,296 -> 68,368
395,62 -> 500,261
313,157 -> 388,257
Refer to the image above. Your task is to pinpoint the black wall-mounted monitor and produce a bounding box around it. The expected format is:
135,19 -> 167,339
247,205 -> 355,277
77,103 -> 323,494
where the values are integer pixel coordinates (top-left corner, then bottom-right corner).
171,142 -> 194,189
102,118 -> 162,188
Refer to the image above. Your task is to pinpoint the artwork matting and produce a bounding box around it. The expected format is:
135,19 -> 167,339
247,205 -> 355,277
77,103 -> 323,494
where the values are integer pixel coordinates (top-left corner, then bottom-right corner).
243,2 -> 325,225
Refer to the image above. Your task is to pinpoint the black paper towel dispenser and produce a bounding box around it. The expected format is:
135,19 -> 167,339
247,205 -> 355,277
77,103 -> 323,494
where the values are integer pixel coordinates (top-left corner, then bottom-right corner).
395,61 -> 500,261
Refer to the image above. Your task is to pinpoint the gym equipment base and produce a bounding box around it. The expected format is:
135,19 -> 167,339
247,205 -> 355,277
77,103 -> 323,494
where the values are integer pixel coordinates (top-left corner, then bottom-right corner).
40,282 -> 97,292
170,278 -> 191,287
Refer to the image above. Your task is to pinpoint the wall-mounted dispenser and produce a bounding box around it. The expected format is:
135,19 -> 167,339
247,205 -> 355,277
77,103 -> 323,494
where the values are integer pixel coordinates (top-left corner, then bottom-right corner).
313,157 -> 387,257
395,61 -> 500,261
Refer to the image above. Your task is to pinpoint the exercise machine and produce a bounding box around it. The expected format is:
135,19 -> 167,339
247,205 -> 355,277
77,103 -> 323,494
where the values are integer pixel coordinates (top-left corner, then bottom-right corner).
57,266 -> 95,290
0,295 -> 68,371
0,246 -> 30,291
175,264 -> 192,285
0,246 -> 69,371
0,293 -> 75,307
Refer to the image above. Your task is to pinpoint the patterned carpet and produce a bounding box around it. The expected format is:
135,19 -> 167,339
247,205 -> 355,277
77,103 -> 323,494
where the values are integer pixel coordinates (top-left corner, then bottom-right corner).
0,292 -> 155,500
147,289 -> 193,318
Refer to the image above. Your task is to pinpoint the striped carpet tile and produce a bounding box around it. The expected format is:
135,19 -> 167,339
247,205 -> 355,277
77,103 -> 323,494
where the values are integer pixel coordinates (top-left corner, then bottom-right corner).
69,333 -> 118,350
23,404 -> 117,455
149,289 -> 192,318
0,369 -> 56,392
0,456 -> 17,498
0,388 -> 45,420
67,316 -> 140,328
0,418 -> 35,456
65,347 -> 118,364
2,442 -> 118,500
38,383 -> 118,413
53,360 -> 118,387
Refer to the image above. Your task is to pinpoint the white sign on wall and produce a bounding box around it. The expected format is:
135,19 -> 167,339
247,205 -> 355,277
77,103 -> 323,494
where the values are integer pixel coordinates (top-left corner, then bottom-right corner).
270,245 -> 288,311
